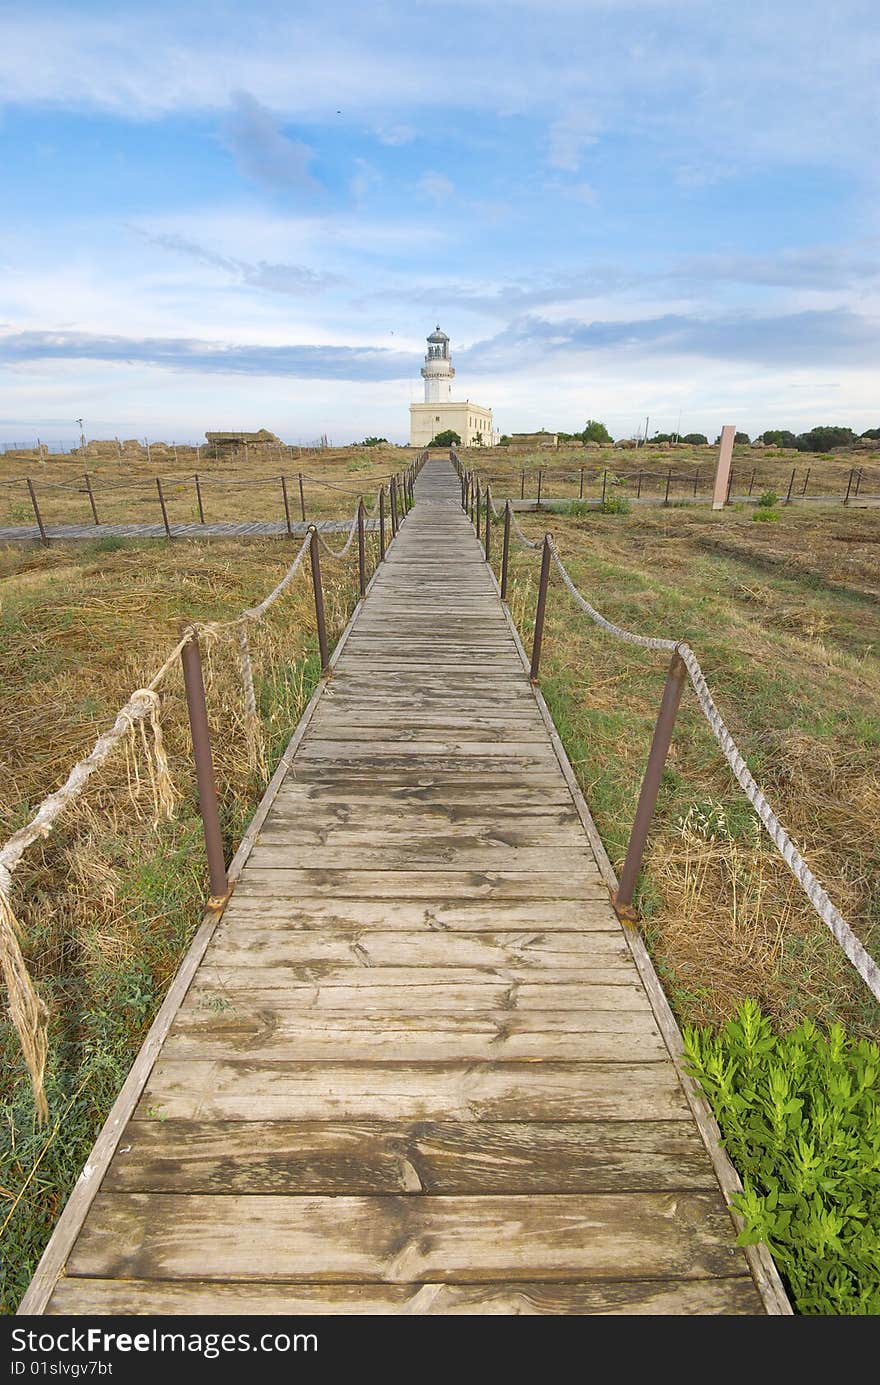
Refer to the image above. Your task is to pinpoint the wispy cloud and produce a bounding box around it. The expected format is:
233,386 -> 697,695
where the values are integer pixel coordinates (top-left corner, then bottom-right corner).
0,330 -> 413,381
416,172 -> 456,204
133,229 -> 340,295
221,92 -> 320,195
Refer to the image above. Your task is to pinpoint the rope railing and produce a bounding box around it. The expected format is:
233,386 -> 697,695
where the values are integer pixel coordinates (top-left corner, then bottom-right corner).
1,453 -> 427,1119
451,451 -> 880,1007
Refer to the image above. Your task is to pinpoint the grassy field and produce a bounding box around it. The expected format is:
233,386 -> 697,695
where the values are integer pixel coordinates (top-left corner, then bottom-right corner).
498,500 -> 880,1038
0,442 -> 408,528
458,439 -> 880,507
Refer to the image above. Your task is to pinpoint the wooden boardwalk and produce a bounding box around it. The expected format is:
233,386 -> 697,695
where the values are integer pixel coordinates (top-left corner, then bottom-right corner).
24,458 -> 783,1315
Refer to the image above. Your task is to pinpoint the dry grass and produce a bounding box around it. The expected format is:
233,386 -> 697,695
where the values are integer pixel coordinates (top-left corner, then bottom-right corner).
0,442 -> 407,528
503,501 -> 880,1038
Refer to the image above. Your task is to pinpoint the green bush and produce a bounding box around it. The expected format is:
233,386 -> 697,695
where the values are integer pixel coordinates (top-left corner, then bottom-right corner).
753,507 -> 781,523
566,500 -> 592,517
429,429 -> 461,448
684,1000 -> 880,1314
599,495 -> 630,515
758,490 -> 779,508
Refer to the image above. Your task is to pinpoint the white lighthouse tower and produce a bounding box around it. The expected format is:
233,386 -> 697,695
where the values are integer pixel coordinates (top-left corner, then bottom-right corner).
420,325 -> 455,402
409,324 -> 496,448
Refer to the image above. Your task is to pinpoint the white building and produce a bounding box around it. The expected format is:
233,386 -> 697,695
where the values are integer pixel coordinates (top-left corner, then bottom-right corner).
409,326 -> 497,447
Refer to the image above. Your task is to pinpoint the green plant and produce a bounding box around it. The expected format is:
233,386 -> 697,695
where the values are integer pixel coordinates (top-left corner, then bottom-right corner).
753,507 -> 781,523
684,1000 -> 880,1314
566,499 -> 592,517
759,490 -> 779,508
599,495 -> 630,515
429,429 -> 461,448
581,419 -> 612,444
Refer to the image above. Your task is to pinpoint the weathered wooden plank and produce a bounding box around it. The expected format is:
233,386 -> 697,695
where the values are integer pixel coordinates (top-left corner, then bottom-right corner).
183,981 -> 652,1013
245,846 -> 600,872
233,870 -> 608,899
205,930 -> 633,968
139,1059 -> 684,1120
47,1275 -> 764,1315
217,898 -> 621,930
104,1118 -> 715,1194
66,1192 -> 746,1282
190,963 -> 635,990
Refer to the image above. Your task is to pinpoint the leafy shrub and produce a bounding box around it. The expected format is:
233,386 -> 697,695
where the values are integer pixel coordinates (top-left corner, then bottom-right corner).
795,426 -> 855,453
758,490 -> 779,508
429,429 -> 461,447
684,1000 -> 880,1314
581,419 -> 612,444
599,495 -> 630,515
753,507 -> 781,523
359,436 -> 387,447
682,432 -> 708,445
566,500 -> 591,517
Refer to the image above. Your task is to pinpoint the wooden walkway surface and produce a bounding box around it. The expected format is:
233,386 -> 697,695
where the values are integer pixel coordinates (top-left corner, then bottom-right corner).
27,459 -> 777,1315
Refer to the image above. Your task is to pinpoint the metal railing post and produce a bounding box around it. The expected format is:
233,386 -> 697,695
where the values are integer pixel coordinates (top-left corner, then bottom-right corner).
180,627 -> 228,905
614,649 -> 687,917
475,478 -> 481,538
501,500 -> 512,600
195,473 -> 205,524
579,467 -> 584,499
664,468 -> 672,506
637,471 -> 643,499
281,475 -> 292,536
308,525 -> 330,672
844,468 -> 854,505
156,476 -> 172,538
379,485 -> 386,560
536,469 -> 543,508
298,472 -> 306,522
785,468 -> 795,504
726,467 -> 734,504
601,470 -> 607,505
520,469 -> 525,500
390,476 -> 399,536
26,478 -> 49,546
529,535 -> 552,682
484,485 -> 492,563
693,468 -> 699,498
748,468 -> 756,497
357,498 -> 366,597
84,473 -> 100,525
802,467 -> 811,497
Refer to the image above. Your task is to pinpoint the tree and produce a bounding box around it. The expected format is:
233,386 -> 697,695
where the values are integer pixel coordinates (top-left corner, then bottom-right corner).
429,429 -> 461,447
581,419 -> 612,444
760,430 -> 797,448
861,427 -> 880,440
735,432 -> 751,444
795,426 -> 855,453
359,436 -> 387,446
682,432 -> 708,445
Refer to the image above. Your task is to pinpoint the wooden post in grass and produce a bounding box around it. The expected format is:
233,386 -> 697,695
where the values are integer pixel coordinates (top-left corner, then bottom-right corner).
712,426 -> 736,509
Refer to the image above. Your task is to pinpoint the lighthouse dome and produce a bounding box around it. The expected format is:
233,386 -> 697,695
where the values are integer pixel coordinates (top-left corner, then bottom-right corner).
427,325 -> 449,343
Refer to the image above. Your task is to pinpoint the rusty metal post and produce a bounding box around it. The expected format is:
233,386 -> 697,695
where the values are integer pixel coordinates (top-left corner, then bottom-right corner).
601,470 -> 607,505
461,470 -> 467,509
298,472 -> 306,522
484,485 -> 492,563
501,500 -> 512,600
357,499 -> 366,597
475,478 -> 481,538
844,468 -> 854,505
308,526 -> 329,672
748,468 -> 756,497
529,535 -> 552,683
520,469 -> 525,500
785,468 -> 796,504
614,650 -> 687,916
579,467 -> 584,499
726,467 -> 734,504
693,468 -> 699,498
84,473 -> 99,524
156,476 -> 172,538
802,467 -> 811,497
854,468 -> 863,498
637,471 -> 643,499
536,469 -> 543,508
180,628 -> 228,904
195,473 -> 205,524
280,475 -> 293,536
26,478 -> 49,546
664,468 -> 672,506
379,485 -> 386,560
390,476 -> 399,536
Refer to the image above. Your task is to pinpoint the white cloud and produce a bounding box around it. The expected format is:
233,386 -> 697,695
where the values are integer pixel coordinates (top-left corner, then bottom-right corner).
416,173 -> 455,204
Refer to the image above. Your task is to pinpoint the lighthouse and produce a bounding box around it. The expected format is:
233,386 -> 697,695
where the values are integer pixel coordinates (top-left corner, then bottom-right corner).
420,326 -> 455,402
409,325 -> 496,448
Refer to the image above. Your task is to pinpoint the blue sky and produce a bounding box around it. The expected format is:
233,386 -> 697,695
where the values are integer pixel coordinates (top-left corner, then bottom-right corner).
1,0 -> 878,445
